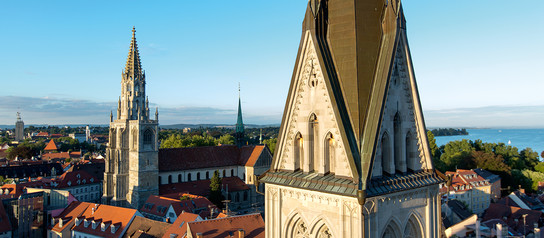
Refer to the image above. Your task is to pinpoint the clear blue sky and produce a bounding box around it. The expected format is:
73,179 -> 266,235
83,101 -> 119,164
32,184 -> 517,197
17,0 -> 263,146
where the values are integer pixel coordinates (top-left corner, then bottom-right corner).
1,1 -> 543,127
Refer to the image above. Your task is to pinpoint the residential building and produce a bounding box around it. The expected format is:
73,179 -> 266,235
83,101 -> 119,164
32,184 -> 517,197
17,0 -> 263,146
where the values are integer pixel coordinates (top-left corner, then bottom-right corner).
483,202 -> 543,237
140,195 -> 216,223
123,216 -> 171,238
162,211 -> 202,238
260,0 -> 443,237
24,170 -> 102,203
0,161 -> 63,179
474,168 -> 502,201
1,191 -> 45,237
443,169 -> 492,214
185,213 -> 264,238
159,177 -> 251,214
71,203 -> 141,238
48,201 -> 92,238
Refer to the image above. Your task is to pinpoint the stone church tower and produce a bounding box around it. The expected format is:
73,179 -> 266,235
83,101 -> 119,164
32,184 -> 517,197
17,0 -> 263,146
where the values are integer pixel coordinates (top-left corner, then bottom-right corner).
103,27 -> 159,209
261,0 -> 443,237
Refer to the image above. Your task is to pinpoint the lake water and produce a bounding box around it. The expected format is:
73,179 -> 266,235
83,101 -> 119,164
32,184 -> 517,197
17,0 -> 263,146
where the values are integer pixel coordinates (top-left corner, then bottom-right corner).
434,129 -> 544,154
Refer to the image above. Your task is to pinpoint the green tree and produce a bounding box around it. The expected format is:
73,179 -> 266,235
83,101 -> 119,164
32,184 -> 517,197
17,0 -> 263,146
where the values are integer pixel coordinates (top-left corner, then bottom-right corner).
535,162 -> 544,174
209,170 -> 223,208
520,148 -> 539,170
263,138 -> 277,155
161,134 -> 184,148
217,134 -> 235,145
472,151 -> 510,173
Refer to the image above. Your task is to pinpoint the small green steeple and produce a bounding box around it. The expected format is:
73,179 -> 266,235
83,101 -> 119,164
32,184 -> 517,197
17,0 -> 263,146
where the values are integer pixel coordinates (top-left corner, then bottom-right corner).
235,84 -> 245,146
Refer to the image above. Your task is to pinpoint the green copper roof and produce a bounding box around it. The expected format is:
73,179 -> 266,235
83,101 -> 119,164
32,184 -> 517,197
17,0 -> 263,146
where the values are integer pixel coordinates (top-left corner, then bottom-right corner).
235,93 -> 244,134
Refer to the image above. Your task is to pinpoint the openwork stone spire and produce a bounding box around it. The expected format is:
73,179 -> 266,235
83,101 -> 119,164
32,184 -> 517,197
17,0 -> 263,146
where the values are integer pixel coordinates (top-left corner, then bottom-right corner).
125,26 -> 143,79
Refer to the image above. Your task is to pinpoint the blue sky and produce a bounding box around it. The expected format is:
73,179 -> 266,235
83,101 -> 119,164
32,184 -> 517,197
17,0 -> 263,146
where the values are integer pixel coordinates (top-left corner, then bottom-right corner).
1,1 -> 543,127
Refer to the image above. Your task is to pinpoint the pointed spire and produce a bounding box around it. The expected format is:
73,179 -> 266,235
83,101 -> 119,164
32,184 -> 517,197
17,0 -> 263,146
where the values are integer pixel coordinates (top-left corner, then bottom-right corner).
110,111 -> 113,122
235,83 -> 244,134
125,26 -> 142,79
155,107 -> 159,121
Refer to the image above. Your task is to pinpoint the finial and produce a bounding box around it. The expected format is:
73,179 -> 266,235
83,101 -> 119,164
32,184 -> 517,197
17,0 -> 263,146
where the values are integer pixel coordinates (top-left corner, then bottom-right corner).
238,82 -> 240,97
110,111 -> 113,122
155,107 -> 159,121
132,26 -> 136,35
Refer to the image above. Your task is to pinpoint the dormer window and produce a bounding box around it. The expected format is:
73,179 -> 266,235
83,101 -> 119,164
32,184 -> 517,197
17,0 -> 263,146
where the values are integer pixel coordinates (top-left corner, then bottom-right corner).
67,181 -> 72,186
83,179 -> 86,184
84,219 -> 90,228
92,221 -> 98,229
90,178 -> 94,183
77,174 -> 81,178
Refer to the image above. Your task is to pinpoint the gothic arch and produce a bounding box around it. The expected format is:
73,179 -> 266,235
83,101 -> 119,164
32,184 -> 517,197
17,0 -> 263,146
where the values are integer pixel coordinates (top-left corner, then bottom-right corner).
403,213 -> 424,238
308,216 -> 335,238
294,132 -> 303,171
381,217 -> 402,238
381,132 -> 394,175
143,127 -> 154,148
284,211 -> 309,238
307,113 -> 318,172
323,132 -> 335,174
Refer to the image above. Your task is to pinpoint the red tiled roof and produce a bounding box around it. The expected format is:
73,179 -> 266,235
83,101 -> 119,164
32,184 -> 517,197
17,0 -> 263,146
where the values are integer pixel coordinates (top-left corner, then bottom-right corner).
36,132 -> 50,137
0,184 -> 26,199
162,211 -> 200,238
186,213 -> 264,238
55,170 -> 99,188
159,145 -> 264,171
44,140 -> 58,151
0,201 -> 12,233
124,216 -> 171,238
50,201 -> 92,233
483,203 -> 542,235
160,177 -> 249,198
71,203 -> 138,238
141,195 -> 181,217
170,197 -> 215,218
243,145 -> 265,167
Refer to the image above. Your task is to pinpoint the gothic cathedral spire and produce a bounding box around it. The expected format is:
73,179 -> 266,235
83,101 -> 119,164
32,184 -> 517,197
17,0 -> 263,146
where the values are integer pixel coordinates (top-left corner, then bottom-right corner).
235,83 -> 245,147
103,27 -> 159,209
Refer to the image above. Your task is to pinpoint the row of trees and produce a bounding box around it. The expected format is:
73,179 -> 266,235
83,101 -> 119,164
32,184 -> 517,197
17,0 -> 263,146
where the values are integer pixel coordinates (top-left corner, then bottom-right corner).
429,128 -> 468,136
160,134 -> 235,149
428,131 -> 543,193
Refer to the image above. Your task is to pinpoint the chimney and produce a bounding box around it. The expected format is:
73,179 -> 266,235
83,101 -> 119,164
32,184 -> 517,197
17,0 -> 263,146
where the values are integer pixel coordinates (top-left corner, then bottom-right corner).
196,233 -> 203,238
238,229 -> 245,238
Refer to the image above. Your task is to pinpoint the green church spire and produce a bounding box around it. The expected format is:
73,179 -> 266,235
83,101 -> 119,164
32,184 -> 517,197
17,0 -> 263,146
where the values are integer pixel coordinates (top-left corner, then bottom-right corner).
235,83 -> 245,146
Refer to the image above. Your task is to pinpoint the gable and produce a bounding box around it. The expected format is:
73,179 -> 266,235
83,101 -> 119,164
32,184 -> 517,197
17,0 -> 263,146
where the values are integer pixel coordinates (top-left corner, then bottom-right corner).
272,31 -> 357,179
369,31 -> 434,178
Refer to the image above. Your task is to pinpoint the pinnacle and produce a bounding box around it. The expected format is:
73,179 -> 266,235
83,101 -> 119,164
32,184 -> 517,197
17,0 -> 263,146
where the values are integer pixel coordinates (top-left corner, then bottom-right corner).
125,27 -> 142,79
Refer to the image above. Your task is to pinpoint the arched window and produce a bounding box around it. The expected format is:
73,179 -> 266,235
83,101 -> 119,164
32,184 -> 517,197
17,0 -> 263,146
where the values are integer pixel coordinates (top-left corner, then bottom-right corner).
294,132 -> 303,171
382,133 -> 393,175
394,112 -> 405,173
307,114 -> 317,172
168,175 -> 172,184
404,215 -> 423,238
406,132 -> 418,172
143,128 -> 153,146
206,171 -> 210,180
187,173 -> 192,182
231,169 -> 234,177
197,172 -> 201,180
323,133 -> 335,174
178,174 -> 182,183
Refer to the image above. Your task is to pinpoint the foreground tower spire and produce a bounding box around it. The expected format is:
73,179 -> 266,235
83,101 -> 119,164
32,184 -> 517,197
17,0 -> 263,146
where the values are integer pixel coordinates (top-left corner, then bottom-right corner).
261,0 -> 442,237
103,27 -> 159,209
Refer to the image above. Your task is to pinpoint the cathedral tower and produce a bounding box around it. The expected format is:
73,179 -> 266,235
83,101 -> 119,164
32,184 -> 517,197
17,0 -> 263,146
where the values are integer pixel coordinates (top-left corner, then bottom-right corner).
261,0 -> 443,237
15,112 -> 24,141
103,27 -> 159,209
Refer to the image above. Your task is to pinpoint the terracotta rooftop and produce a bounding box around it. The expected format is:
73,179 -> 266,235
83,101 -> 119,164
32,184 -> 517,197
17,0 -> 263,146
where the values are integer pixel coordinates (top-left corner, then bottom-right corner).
54,170 -> 99,188
186,213 -> 264,238
44,140 -> 58,151
36,132 -> 50,137
42,151 -> 82,160
141,195 -> 180,218
162,211 -> 201,238
158,145 -> 265,171
123,216 -> 171,238
160,176 -> 249,198
483,203 -> 543,236
50,201 -> 92,233
71,203 -> 138,238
